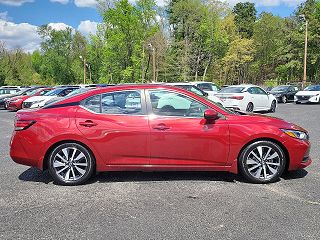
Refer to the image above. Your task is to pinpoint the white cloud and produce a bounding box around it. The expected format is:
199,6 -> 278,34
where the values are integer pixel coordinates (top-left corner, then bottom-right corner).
48,22 -> 73,31
0,20 -> 75,52
77,20 -> 98,36
225,0 -> 304,7
50,0 -> 69,4
74,0 -> 97,8
0,0 -> 34,6
0,11 -> 10,21
0,19 -> 41,52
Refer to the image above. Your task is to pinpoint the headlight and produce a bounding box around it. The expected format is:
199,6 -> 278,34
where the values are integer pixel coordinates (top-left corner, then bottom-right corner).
281,129 -> 309,140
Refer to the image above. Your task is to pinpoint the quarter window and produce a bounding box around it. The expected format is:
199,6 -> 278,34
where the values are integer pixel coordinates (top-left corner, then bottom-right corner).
149,90 -> 208,117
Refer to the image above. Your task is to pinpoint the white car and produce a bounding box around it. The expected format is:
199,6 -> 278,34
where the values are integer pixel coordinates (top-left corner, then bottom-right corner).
165,83 -> 224,106
190,81 -> 220,96
0,88 -> 21,98
295,85 -> 320,104
23,87 -> 79,109
215,85 -> 277,112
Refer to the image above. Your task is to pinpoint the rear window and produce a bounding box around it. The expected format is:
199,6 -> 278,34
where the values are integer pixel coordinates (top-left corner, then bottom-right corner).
219,87 -> 245,93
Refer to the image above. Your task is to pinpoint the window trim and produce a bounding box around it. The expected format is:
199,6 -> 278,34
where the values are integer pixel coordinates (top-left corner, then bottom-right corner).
80,89 -> 148,116
145,89 -> 225,119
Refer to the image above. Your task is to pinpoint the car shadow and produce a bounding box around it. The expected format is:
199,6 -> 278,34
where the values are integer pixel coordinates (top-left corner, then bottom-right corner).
282,169 -> 309,180
91,171 -> 242,184
19,167 -> 243,185
18,168 -> 309,185
18,167 -> 53,184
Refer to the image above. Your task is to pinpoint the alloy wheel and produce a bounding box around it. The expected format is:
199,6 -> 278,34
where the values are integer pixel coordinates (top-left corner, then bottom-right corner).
245,146 -> 281,181
246,102 -> 254,112
282,96 -> 287,103
49,143 -> 94,185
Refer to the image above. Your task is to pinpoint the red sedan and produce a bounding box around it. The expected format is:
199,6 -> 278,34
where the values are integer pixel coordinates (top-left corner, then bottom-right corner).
7,88 -> 53,111
10,85 -> 311,185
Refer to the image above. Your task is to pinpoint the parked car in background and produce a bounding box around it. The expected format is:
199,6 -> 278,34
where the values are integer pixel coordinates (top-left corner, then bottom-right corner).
270,85 -> 298,103
6,88 -> 53,111
215,85 -> 277,112
265,86 -> 273,93
190,81 -> 220,96
0,87 -> 22,98
166,83 -> 224,106
22,87 -> 79,109
10,84 -> 311,185
0,87 -> 39,109
43,87 -> 94,107
295,85 -> 320,104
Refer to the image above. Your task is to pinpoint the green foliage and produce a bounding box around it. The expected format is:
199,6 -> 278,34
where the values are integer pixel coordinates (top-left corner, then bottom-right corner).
233,2 -> 257,38
1,0 -> 320,87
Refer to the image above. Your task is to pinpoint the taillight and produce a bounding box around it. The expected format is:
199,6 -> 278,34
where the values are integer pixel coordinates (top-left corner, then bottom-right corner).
14,120 -> 36,131
230,96 -> 244,100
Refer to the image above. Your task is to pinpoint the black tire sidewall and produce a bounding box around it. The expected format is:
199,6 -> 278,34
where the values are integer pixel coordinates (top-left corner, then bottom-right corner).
48,143 -> 94,186
246,102 -> 253,112
239,141 -> 286,183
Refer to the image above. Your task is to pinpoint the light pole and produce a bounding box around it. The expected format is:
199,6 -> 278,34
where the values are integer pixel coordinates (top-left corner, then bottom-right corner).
148,43 -> 156,83
300,15 -> 308,89
86,63 -> 92,83
79,55 -> 86,84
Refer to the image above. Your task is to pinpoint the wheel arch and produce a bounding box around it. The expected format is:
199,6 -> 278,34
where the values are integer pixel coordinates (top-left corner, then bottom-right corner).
42,140 -> 97,171
236,137 -> 290,172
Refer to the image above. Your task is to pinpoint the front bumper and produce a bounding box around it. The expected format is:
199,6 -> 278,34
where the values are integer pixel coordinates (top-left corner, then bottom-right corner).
295,95 -> 320,103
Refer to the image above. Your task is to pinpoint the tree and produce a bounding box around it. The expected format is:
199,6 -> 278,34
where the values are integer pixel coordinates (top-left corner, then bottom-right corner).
222,37 -> 256,84
233,2 -> 257,38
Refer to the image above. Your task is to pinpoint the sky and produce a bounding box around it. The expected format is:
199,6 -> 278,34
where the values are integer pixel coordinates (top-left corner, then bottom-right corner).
0,0 -> 305,52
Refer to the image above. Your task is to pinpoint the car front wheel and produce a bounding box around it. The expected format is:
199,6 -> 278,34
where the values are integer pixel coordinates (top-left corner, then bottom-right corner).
48,143 -> 95,185
282,95 -> 287,103
239,141 -> 286,183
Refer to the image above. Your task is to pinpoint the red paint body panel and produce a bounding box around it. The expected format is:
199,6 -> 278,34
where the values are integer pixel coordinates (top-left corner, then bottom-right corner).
10,85 -> 312,176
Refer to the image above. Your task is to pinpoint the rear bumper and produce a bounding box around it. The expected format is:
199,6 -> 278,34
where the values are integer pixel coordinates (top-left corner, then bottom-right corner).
10,131 -> 45,169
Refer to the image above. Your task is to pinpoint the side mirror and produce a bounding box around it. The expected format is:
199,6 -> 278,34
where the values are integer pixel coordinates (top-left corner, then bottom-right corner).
204,109 -> 219,120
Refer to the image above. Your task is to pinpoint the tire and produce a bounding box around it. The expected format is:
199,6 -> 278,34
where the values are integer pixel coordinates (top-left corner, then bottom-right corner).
295,101 -> 301,104
238,141 -> 286,184
246,102 -> 254,112
48,142 -> 95,185
282,95 -> 287,103
269,100 -> 276,113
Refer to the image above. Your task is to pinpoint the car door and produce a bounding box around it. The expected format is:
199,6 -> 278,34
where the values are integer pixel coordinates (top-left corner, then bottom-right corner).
146,89 -> 229,166
249,87 -> 269,110
287,86 -> 296,101
75,90 -> 150,165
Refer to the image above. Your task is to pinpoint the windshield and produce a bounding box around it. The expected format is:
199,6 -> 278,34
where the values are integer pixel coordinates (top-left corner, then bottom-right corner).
271,86 -> 289,92
219,87 -> 245,93
25,89 -> 39,96
174,85 -> 204,96
304,85 -> 320,91
44,88 -> 65,96
66,88 -> 90,97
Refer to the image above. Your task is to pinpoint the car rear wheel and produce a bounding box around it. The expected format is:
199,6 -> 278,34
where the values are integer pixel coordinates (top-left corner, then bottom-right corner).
238,141 -> 286,183
246,102 -> 254,112
48,143 -> 95,185
269,101 -> 276,113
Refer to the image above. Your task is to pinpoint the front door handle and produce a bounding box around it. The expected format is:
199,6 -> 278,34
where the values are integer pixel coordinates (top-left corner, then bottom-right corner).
153,124 -> 170,131
79,120 -> 97,127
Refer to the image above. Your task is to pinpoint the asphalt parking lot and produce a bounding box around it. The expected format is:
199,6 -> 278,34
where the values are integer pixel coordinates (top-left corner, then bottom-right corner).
0,103 -> 319,240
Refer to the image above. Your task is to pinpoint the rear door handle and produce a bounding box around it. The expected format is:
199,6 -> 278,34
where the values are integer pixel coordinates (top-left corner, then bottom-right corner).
79,120 -> 97,127
153,124 -> 170,131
